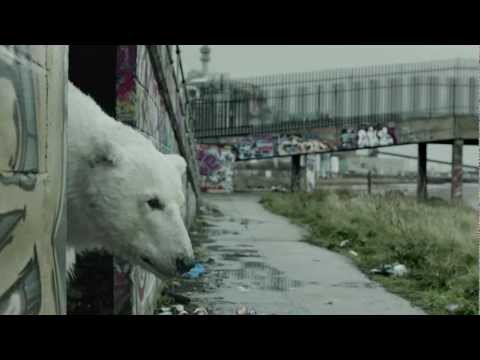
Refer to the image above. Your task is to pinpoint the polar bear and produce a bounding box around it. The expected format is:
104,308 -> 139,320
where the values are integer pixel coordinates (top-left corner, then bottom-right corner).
67,83 -> 194,280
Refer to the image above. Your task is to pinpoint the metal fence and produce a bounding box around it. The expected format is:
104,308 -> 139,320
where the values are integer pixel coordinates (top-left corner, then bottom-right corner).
190,58 -> 479,138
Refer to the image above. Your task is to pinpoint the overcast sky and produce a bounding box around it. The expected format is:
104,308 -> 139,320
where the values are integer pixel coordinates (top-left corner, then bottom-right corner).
180,45 -> 479,167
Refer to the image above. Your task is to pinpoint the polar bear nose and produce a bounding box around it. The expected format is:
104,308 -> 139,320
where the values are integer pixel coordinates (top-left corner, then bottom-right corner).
176,257 -> 194,274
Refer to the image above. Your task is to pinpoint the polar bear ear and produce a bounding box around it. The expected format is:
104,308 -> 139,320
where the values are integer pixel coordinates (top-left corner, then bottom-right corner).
165,154 -> 187,176
88,141 -> 120,168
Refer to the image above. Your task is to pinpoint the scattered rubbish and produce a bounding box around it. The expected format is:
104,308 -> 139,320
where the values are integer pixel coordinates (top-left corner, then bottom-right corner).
178,310 -> 189,315
235,305 -> 248,315
160,307 -> 171,313
391,264 -> 408,277
349,250 -> 358,257
184,263 -> 206,279
370,263 -> 408,277
193,307 -> 208,315
446,304 -> 461,313
173,304 -> 185,313
237,286 -> 249,292
339,240 -> 351,248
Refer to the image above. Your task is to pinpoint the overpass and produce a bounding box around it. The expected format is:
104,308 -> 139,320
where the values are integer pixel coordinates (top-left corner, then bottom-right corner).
189,58 -> 478,198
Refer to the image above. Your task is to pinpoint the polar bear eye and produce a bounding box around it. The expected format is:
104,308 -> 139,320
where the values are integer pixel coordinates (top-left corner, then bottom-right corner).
147,197 -> 164,211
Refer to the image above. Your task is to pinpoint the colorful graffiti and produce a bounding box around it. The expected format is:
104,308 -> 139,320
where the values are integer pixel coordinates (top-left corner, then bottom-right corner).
116,46 -> 137,125
0,45 -> 67,315
236,135 -> 274,160
197,144 -> 235,193
339,124 -> 398,150
276,134 -> 333,157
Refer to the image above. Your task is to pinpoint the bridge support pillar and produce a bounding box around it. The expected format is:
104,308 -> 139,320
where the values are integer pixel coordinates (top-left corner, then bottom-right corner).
291,155 -> 303,192
417,143 -> 427,201
451,139 -> 463,201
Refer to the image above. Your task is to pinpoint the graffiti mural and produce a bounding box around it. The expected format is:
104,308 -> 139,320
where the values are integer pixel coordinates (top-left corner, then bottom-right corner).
116,46 -> 137,125
235,135 -> 274,160
339,124 -> 398,150
197,144 -> 235,193
276,134 -> 334,157
0,45 -> 67,315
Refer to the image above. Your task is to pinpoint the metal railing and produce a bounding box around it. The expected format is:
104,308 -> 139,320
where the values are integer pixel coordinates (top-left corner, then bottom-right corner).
190,58 -> 479,139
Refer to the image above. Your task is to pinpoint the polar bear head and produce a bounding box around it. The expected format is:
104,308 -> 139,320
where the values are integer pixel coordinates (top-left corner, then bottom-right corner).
82,135 -> 194,279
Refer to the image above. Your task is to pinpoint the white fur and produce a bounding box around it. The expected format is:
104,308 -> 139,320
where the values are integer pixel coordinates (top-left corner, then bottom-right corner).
67,82 -> 194,279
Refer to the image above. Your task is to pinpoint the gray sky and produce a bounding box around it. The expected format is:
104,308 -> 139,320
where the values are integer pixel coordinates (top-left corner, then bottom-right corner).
181,45 -> 479,167
181,45 -> 478,78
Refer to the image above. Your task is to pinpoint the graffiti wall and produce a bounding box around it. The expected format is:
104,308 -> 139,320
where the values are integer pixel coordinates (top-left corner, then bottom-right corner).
276,133 -> 335,156
236,135 -> 274,160
113,45 -> 197,315
0,45 -> 67,315
339,124 -> 398,150
197,144 -> 235,193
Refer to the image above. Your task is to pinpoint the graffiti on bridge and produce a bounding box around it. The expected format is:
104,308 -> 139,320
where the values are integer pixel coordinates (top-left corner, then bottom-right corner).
339,124 -> 398,150
236,135 -> 274,160
276,134 -> 334,157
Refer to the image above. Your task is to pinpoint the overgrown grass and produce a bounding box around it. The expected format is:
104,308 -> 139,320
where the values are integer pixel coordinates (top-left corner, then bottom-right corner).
260,189 -> 478,315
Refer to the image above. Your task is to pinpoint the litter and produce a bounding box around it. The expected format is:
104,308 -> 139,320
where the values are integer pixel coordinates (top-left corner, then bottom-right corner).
237,286 -> 249,292
173,304 -> 185,313
349,250 -> 358,257
193,307 -> 208,315
391,264 -> 408,277
184,263 -> 206,279
235,305 -> 248,315
446,304 -> 460,313
371,263 -> 408,277
339,240 -> 350,248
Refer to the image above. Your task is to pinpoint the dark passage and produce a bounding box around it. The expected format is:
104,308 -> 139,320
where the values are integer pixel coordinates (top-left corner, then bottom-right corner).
67,46 -> 117,315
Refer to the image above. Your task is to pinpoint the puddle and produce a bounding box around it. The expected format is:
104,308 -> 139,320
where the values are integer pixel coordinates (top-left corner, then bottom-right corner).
213,261 -> 303,291
221,251 -> 262,261
331,281 -> 379,289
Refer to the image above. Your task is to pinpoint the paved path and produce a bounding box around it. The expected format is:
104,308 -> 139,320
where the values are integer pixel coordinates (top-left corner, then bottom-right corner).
187,193 -> 425,315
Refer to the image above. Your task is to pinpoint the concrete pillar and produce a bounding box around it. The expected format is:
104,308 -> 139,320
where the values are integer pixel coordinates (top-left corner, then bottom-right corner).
291,155 -> 302,192
451,139 -> 463,200
417,143 -> 427,201
305,155 -> 317,193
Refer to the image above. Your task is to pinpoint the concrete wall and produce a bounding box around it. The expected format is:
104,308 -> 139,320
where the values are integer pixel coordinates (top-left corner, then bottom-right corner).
0,45 -> 68,315
114,45 -> 198,315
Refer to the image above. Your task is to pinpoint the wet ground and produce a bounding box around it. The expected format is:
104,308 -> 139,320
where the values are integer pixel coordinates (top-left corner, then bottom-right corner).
171,193 -> 426,315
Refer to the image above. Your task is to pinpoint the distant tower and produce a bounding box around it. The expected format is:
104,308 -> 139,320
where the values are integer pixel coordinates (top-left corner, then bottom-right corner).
200,45 -> 211,76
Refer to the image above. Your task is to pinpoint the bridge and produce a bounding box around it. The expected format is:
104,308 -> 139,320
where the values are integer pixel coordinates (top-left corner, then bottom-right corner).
188,58 -> 478,198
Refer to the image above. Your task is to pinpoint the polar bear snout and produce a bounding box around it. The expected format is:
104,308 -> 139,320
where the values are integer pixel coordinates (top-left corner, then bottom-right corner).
175,257 -> 195,274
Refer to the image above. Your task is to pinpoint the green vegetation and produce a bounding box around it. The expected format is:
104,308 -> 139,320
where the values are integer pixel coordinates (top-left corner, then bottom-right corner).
260,189 -> 478,315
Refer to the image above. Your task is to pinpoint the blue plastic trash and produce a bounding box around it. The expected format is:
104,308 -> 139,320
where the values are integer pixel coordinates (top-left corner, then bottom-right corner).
184,263 -> 205,279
